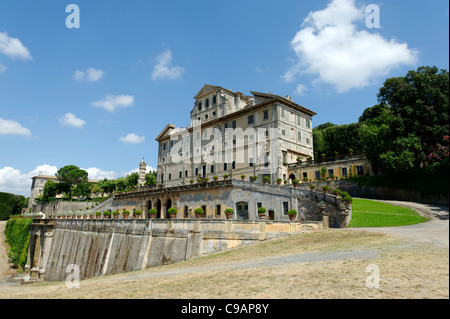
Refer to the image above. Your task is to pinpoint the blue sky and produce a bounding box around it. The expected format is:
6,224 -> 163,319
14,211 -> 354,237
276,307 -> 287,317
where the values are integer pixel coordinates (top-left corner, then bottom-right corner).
0,0 -> 448,196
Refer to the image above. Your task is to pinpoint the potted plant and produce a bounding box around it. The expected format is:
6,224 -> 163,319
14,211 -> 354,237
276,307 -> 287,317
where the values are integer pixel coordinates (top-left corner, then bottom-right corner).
322,185 -> 330,194
321,153 -> 326,159
263,176 -> 270,184
95,211 -> 102,219
133,209 -> 142,219
349,148 -> 354,155
287,209 -> 297,221
284,180 -> 288,185
318,201 -> 326,210
168,207 -> 177,219
204,177 -> 209,183
251,176 -> 257,182
334,151 -> 339,157
296,157 -> 302,163
276,178 -> 282,185
112,211 -> 120,219
213,176 -> 219,182
197,178 -> 203,183
123,210 -> 130,219
194,208 -> 205,219
308,156 -> 313,163
103,211 -> 111,219
332,189 -> 341,197
309,183 -> 316,191
343,195 -> 353,208
241,174 -> 246,180
148,209 -> 157,219
224,208 -> 234,219
340,191 -> 349,199
223,174 -> 229,180
292,179 -> 299,188
258,207 -> 266,220
190,179 -> 194,185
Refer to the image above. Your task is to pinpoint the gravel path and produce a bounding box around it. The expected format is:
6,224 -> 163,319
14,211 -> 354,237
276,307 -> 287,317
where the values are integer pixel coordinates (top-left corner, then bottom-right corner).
0,221 -> 15,283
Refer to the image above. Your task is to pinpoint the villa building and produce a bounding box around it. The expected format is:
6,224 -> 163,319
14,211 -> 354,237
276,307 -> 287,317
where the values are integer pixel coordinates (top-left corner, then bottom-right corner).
156,84 -> 317,187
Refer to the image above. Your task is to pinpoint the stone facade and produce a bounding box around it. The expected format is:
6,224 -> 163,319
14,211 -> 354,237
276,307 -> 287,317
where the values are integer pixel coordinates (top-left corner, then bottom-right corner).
156,84 -> 316,188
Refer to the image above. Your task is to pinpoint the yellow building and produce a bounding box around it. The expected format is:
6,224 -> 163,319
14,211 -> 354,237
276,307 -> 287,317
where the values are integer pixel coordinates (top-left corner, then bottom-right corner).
287,154 -> 373,182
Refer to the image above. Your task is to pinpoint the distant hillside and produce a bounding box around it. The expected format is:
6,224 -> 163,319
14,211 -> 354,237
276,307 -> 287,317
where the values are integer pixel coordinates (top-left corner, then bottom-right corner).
0,192 -> 28,221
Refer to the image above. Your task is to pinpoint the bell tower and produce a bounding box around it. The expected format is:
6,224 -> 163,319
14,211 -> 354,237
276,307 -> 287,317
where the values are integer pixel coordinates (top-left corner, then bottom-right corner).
138,157 -> 147,186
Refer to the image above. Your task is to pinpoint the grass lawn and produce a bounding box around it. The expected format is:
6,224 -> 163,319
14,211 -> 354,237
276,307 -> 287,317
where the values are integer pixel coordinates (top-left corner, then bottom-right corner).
348,198 -> 430,227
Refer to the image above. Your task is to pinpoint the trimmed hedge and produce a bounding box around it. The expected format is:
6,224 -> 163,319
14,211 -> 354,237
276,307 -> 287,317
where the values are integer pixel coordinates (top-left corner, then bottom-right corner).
4,218 -> 32,269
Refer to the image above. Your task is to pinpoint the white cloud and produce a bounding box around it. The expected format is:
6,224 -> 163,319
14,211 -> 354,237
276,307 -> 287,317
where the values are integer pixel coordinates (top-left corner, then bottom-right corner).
74,68 -> 104,82
0,30 -> 32,60
119,133 -> 145,144
0,117 -> 32,136
152,49 -> 184,81
91,94 -> 134,112
283,0 -> 418,92
0,63 -> 7,73
294,84 -> 308,96
59,112 -> 86,128
82,167 -> 118,181
0,164 -> 57,196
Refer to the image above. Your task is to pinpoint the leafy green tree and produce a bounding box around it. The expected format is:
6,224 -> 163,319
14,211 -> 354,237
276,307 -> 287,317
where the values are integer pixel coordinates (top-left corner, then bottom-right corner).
125,172 -> 139,188
377,66 -> 449,164
145,170 -> 157,186
55,165 -> 88,199
41,179 -> 59,202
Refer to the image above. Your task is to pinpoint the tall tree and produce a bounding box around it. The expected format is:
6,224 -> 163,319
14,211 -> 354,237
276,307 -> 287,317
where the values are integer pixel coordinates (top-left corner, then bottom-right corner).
55,165 -> 88,199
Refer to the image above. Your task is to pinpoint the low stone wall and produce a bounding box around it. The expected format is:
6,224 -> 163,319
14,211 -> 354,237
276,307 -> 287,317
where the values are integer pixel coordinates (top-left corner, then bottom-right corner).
28,218 -> 323,282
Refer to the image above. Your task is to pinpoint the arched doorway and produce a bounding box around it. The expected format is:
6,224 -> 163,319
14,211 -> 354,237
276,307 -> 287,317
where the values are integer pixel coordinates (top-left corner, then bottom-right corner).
289,174 -> 296,182
236,202 -> 249,220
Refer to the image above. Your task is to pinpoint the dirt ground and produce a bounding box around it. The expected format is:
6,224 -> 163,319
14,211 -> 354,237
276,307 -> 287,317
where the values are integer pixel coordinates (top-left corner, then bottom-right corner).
0,221 -> 16,283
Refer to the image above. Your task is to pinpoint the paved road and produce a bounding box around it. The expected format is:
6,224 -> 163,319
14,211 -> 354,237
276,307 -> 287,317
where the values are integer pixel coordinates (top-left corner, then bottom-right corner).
350,199 -> 449,248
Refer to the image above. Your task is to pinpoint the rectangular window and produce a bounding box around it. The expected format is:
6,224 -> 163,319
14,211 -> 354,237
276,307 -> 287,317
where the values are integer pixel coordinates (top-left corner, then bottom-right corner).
202,205 -> 207,215
297,115 -> 301,125
357,166 -> 364,175
257,202 -> 262,209
211,165 -> 215,173
232,120 -> 236,129
249,157 -> 254,167
185,170 -> 188,178
216,205 -> 221,216
282,129 -> 286,136
223,163 -> 227,171
248,115 -> 254,124
179,171 -> 182,179
315,171 -> 320,180
224,123 -> 228,129
328,169 -> 334,177
281,108 -> 285,118
297,131 -> 302,141
169,173 -> 172,180
195,168 -> 199,176
184,206 -> 189,218
163,143 -> 166,150
283,202 -> 289,215
263,110 -> 269,120
342,167 -> 348,177
232,161 -> 236,169
303,172 -> 308,179
306,119 -> 311,129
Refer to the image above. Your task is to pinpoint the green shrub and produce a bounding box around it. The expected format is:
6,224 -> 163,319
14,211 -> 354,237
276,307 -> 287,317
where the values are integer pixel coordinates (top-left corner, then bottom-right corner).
258,207 -> 266,215
103,211 -> 111,216
287,209 -> 297,216
332,189 -> 341,196
148,209 -> 157,215
112,211 -> 120,215
224,208 -> 234,215
194,208 -> 204,214
134,209 -> 142,215
323,185 -> 331,191
4,218 -> 32,269
95,211 -> 102,216
167,207 -> 177,214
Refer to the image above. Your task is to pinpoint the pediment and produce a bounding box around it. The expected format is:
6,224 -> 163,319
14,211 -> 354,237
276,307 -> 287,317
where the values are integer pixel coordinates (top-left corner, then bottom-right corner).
155,124 -> 176,141
194,84 -> 221,100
